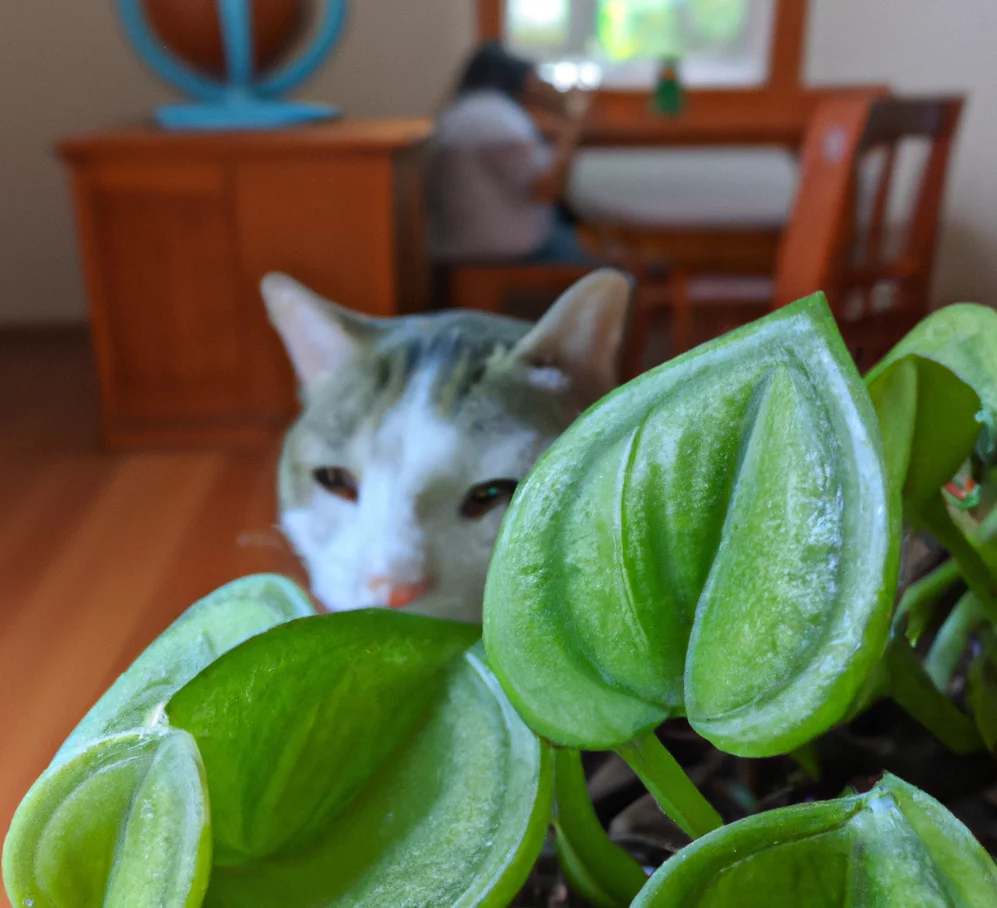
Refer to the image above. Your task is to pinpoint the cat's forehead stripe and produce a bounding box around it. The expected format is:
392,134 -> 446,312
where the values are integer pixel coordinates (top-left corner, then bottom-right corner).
384,330 -> 514,417
303,321 -> 526,448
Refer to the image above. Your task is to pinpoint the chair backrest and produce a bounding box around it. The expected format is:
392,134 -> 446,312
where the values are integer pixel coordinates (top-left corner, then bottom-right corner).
773,94 -> 964,333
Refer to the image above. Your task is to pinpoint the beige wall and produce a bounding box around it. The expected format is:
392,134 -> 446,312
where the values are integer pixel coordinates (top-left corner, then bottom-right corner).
0,0 -> 476,325
1,2 -> 170,325
0,0 -> 993,324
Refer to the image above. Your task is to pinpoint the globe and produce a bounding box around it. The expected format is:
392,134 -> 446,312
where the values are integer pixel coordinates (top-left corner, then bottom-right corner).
143,0 -> 307,79
117,0 -> 348,130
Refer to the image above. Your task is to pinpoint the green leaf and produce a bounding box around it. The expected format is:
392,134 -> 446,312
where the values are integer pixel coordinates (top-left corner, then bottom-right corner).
865,303 -> 997,509
632,774 -> 997,907
484,294 -> 898,757
168,610 -> 477,864
3,729 -> 210,908
57,575 -> 315,762
865,305 -> 997,628
168,615 -> 551,907
866,357 -> 918,499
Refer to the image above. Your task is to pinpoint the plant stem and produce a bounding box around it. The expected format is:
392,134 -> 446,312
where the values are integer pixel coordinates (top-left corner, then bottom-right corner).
924,592 -> 988,691
895,558 -> 961,644
915,494 -> 997,628
886,635 -> 984,754
788,740 -> 821,780
552,749 -> 647,908
966,626 -> 997,751
616,731 -> 723,839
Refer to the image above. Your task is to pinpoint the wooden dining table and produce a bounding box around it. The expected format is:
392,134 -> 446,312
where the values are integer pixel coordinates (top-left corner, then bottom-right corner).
531,84 -> 887,271
548,84 -> 890,363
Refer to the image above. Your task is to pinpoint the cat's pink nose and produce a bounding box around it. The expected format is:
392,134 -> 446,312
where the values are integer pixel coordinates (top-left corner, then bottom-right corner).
367,576 -> 435,609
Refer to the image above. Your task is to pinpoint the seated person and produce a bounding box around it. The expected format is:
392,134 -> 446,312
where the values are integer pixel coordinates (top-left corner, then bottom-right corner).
426,42 -> 593,264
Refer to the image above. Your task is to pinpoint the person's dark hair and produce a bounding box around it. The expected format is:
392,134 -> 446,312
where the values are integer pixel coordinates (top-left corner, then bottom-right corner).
455,41 -> 533,99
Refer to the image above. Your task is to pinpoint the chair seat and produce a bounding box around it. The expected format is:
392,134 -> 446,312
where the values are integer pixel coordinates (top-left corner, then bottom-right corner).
443,261 -> 593,314
636,276 -> 774,308
437,258 -> 593,273
687,275 -> 775,304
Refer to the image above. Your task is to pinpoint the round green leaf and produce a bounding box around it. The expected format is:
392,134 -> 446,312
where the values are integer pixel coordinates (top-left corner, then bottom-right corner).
632,773 -> 997,906
168,613 -> 551,907
58,574 -> 315,762
865,303 -> 997,507
484,294 -> 899,756
3,729 -> 210,908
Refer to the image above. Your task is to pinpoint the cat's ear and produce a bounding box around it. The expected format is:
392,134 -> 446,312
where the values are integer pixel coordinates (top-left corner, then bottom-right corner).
513,268 -> 633,405
261,273 -> 379,394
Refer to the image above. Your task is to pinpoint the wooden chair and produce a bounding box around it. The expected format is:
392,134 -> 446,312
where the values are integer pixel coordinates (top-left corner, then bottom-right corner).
776,93 -> 964,370
577,222 -> 781,377
586,93 -> 964,373
443,261 -> 594,314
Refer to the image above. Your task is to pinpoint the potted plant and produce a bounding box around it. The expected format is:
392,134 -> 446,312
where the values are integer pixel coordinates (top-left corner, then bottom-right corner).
5,294 -> 997,907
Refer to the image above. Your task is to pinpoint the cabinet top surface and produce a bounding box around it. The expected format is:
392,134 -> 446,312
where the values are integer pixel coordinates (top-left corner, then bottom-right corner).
60,117 -> 433,157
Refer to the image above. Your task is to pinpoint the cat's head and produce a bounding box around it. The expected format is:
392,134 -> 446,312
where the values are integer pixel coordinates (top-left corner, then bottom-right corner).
262,270 -> 632,622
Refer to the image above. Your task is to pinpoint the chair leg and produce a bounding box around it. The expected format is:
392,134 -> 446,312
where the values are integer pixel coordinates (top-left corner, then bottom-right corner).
622,300 -> 649,382
430,265 -> 451,309
670,268 -> 693,356
449,271 -> 506,313
475,274 -> 506,314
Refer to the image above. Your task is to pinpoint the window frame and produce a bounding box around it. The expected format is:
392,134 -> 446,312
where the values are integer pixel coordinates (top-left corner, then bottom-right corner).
474,0 -> 888,149
477,0 -> 809,94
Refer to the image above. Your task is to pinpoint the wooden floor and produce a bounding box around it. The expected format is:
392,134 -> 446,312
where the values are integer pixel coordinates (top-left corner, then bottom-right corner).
0,330 -> 305,900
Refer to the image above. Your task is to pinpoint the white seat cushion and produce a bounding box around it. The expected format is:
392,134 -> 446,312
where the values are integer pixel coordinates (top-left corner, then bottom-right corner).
567,148 -> 799,228
687,275 -> 774,302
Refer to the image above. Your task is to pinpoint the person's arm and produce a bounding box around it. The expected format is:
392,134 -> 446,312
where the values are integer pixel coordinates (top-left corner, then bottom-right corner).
473,89 -> 590,206
530,95 -> 589,204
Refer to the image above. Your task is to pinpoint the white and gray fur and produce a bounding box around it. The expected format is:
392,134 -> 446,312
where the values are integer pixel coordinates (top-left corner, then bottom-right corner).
262,270 -> 632,622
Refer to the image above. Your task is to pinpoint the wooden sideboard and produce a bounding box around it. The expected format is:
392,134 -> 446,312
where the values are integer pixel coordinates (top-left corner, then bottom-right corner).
60,119 -> 432,449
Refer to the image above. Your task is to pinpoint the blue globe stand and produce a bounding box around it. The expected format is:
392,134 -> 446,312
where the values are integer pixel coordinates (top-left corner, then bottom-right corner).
117,0 -> 347,130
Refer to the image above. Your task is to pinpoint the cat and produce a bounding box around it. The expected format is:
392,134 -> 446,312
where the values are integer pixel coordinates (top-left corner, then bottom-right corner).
261,269 -> 632,623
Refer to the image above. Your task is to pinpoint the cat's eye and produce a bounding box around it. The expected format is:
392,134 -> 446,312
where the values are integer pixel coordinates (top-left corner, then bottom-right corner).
461,479 -> 518,520
313,467 -> 359,503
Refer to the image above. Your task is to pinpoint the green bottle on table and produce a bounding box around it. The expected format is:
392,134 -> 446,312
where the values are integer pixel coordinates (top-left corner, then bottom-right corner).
654,57 -> 684,116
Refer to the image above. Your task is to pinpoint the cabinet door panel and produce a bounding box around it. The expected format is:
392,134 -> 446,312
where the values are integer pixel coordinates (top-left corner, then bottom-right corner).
78,161 -> 247,423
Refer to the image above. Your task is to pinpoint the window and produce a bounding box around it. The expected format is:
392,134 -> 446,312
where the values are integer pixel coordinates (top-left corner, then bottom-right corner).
504,0 -> 777,90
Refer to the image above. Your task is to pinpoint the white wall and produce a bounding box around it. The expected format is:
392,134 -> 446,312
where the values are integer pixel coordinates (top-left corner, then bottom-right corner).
0,0 -> 993,324
806,0 -> 997,307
